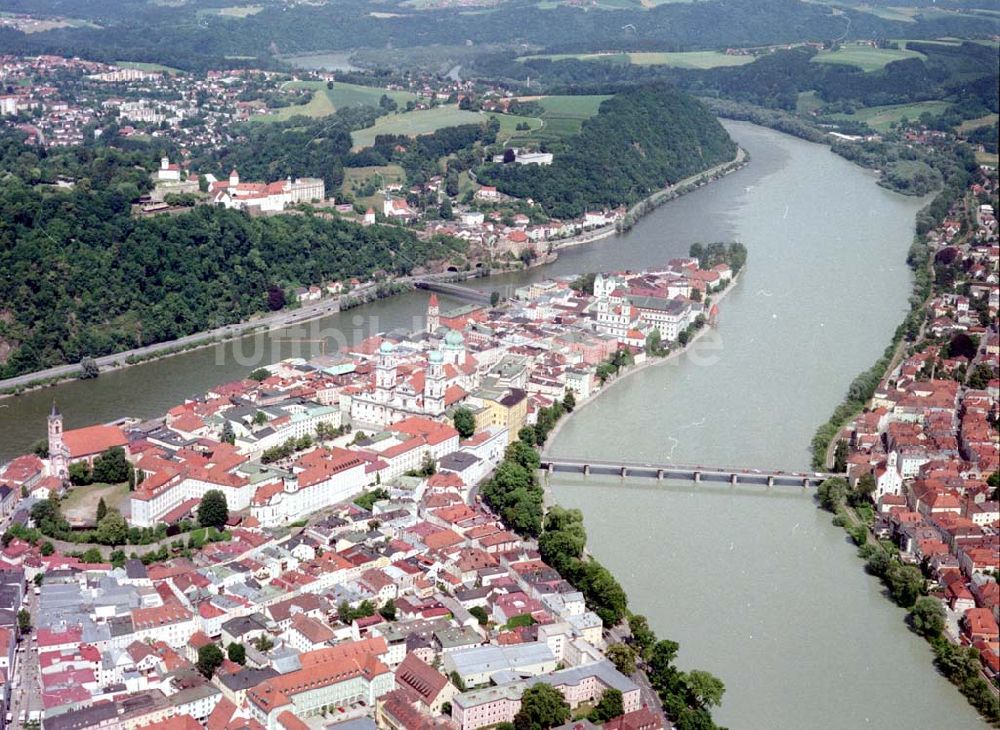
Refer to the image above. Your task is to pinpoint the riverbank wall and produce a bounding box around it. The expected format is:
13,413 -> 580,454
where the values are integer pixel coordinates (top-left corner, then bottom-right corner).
546,146 -> 749,254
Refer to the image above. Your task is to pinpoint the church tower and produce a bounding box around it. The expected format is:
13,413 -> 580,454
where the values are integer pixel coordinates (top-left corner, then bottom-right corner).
48,402 -> 69,480
426,293 -> 440,334
424,351 -> 447,415
443,329 -> 466,366
375,341 -> 397,403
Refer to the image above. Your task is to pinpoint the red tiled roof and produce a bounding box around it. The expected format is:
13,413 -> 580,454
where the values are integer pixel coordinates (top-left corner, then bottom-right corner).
62,424 -> 127,458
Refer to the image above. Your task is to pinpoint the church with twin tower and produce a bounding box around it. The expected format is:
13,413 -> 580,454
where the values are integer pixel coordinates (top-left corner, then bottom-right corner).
346,294 -> 474,430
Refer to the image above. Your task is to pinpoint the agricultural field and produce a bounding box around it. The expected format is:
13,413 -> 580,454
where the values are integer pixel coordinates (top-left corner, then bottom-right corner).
536,0 -> 691,8
975,151 -> 999,168
116,61 -> 184,74
838,4 -> 918,23
0,12 -> 98,33
196,5 -> 263,19
796,90 -> 825,115
831,101 -> 952,132
518,50 -> 753,69
528,95 -> 609,140
959,114 -> 999,134
350,106 -> 542,149
341,164 -> 406,209
627,51 -> 756,68
61,482 -> 130,526
812,42 -> 926,72
258,81 -> 418,123
490,111 -> 545,138
351,106 -> 483,148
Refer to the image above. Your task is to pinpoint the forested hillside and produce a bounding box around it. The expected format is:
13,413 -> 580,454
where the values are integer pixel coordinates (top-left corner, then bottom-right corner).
476,84 -> 737,218
0,134 -> 464,379
0,0 -> 994,72
476,41 -> 997,117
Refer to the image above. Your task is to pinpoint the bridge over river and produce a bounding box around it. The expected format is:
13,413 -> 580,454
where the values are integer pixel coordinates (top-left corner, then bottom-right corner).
414,279 -> 492,305
540,456 -> 841,488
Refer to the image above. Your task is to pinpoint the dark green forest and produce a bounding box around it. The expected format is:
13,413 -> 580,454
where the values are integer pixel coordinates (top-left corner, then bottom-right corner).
0,134 -> 464,378
476,84 -> 737,218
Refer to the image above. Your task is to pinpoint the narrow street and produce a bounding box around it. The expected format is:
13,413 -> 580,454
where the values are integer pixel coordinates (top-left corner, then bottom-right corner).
8,588 -> 41,727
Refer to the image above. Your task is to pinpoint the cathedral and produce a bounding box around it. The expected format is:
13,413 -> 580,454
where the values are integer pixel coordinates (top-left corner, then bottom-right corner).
346,297 -> 478,430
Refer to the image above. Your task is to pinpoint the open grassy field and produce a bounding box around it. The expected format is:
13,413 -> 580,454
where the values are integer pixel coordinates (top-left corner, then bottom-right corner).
341,164 -> 406,209
840,4 -> 918,23
796,90 -> 825,114
959,114 -> 999,133
259,81 -> 418,123
530,94 -> 609,139
831,101 -> 951,131
628,51 -> 756,68
975,151 -> 999,168
187,526 -> 232,545
349,107 -> 542,149
305,91 -> 603,151
62,482 -> 130,526
536,0 -> 691,8
518,50 -> 753,69
116,60 -> 183,74
812,42 -> 926,72
198,5 -> 264,18
0,12 -> 98,32
490,111 -> 544,137
351,106 -> 484,148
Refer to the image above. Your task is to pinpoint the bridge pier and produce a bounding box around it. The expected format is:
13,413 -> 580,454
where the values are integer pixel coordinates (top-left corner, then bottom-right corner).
547,463 -> 554,474
694,471 -> 701,484
583,464 -> 590,476
620,466 -> 628,478
731,473 -> 738,485
656,469 -> 663,481
767,475 -> 775,488
802,478 -> 809,488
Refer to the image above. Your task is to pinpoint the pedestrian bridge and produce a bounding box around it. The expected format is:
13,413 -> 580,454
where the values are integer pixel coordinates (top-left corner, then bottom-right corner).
539,457 -> 840,488
414,279 -> 492,305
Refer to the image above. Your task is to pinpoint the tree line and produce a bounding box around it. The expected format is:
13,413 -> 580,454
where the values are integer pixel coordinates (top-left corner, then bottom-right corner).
816,477 -> 999,723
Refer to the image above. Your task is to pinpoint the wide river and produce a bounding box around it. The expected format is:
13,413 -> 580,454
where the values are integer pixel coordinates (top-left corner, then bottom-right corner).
0,123 -> 984,727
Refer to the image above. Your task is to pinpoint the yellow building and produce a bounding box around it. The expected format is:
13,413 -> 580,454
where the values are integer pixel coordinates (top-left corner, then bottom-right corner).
472,388 -> 527,444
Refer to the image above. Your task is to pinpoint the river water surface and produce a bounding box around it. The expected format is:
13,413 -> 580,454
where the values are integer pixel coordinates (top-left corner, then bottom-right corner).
0,123 -> 983,727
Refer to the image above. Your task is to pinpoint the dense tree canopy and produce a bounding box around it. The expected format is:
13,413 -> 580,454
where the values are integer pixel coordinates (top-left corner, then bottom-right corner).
0,133 -> 466,378
197,490 -> 229,529
477,84 -> 736,219
196,643 -> 224,678
513,683 -> 570,730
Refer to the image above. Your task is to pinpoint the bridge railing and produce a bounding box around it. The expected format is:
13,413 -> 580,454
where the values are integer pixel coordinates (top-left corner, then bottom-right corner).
541,456 -> 839,479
